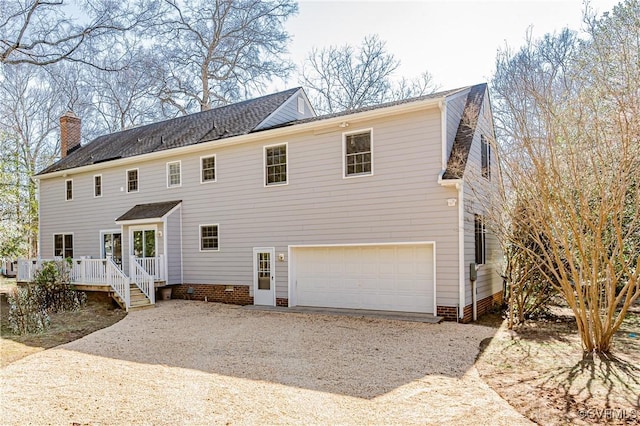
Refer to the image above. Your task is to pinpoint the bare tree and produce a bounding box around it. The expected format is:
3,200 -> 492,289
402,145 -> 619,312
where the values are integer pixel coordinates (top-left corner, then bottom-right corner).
153,0 -> 297,113
1,0 -> 161,67
0,65 -> 63,256
300,34 -> 438,114
490,0 -> 640,353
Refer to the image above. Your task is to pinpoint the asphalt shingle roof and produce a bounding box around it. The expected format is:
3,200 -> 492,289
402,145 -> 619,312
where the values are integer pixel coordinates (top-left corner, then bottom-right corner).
442,83 -> 487,179
116,200 -> 182,222
38,88 -> 301,175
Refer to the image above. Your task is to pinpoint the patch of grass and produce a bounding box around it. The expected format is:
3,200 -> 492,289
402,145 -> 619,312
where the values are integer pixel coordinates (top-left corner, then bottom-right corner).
1,277 -> 126,367
476,304 -> 640,425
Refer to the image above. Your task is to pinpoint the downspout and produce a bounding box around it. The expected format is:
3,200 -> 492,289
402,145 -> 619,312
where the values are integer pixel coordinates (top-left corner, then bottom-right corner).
456,182 -> 465,321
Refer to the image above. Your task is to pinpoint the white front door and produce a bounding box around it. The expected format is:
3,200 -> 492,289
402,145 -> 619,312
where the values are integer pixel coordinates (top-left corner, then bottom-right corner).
253,247 -> 275,306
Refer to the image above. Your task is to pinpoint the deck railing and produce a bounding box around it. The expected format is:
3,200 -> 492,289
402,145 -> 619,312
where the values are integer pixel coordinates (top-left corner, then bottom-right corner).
16,257 -> 151,311
132,255 -> 165,281
70,258 -> 109,284
130,256 -> 155,304
106,258 -> 130,308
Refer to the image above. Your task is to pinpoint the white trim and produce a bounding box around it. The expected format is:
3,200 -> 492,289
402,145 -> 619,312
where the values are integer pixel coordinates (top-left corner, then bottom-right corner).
53,232 -> 74,258
65,179 -> 73,201
36,95 -> 446,181
126,168 -> 139,193
199,224 -> 220,252
166,160 -> 182,188
99,229 -> 122,262
93,174 -> 103,198
199,154 -> 217,184
440,99 -> 448,171
288,241 -> 437,312
342,128 -> 374,179
297,96 -> 305,114
163,219 -> 169,281
253,247 -> 276,306
457,183 -> 465,319
263,142 -> 289,187
179,206 -> 184,285
128,224 -> 158,259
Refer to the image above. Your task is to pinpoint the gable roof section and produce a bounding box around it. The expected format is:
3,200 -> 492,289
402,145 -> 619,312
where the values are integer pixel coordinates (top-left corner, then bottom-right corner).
442,83 -> 487,180
267,86 -> 468,129
39,88 -> 302,175
116,200 -> 182,223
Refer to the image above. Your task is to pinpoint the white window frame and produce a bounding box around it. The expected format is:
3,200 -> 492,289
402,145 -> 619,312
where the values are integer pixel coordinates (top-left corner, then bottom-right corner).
93,174 -> 102,198
342,128 -> 374,179
481,135 -> 491,181
53,233 -> 74,258
297,96 -> 305,114
166,161 -> 182,188
263,142 -> 288,187
475,214 -> 486,265
200,154 -> 217,184
199,224 -> 220,252
65,179 -> 73,201
126,168 -> 139,193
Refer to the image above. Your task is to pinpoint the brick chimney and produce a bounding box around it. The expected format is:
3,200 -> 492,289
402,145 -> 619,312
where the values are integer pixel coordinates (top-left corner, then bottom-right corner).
60,111 -> 81,158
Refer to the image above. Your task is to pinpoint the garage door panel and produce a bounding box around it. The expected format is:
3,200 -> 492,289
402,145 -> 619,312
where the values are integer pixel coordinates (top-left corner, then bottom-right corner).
294,244 -> 434,314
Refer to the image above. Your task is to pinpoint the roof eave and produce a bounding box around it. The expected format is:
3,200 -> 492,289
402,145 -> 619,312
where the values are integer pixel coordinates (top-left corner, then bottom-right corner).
37,94 -> 447,180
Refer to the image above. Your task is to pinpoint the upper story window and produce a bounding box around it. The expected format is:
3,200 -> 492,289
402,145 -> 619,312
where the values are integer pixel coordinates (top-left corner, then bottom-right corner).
167,161 -> 181,188
65,179 -> 73,201
475,214 -> 486,265
344,130 -> 373,177
297,96 -> 305,114
200,224 -> 219,251
54,233 -> 74,258
94,175 -> 102,197
201,155 -> 216,183
127,169 -> 139,193
481,135 -> 491,180
264,143 -> 287,186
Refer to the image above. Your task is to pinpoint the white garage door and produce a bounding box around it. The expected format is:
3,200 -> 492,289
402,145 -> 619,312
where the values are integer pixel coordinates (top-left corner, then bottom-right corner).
292,244 -> 434,313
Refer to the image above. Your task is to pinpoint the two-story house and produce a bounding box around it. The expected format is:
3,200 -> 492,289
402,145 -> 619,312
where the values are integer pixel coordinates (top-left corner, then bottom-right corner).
23,84 -> 501,321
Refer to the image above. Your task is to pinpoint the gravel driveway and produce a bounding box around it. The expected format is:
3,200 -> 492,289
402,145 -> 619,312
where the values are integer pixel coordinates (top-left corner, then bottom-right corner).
0,300 -> 532,425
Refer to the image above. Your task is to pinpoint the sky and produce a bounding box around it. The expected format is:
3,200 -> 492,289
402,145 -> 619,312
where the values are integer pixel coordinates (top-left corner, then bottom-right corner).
279,0 -> 621,91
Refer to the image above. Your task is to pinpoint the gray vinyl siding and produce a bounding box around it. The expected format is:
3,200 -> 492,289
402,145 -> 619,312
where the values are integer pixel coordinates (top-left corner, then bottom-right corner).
166,207 -> 182,285
462,93 -> 502,305
39,105 -> 461,306
255,91 -> 315,130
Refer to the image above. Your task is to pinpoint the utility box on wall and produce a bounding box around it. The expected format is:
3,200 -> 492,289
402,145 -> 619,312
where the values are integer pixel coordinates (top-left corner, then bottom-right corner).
469,263 -> 477,281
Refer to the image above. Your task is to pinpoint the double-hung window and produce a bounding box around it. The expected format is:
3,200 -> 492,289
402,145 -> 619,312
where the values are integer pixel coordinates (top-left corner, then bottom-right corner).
201,155 -> 216,183
475,214 -> 486,265
167,161 -> 181,188
54,234 -> 74,258
127,169 -> 138,193
264,144 -> 287,186
65,179 -> 73,201
94,175 -> 102,197
344,130 -> 372,177
200,225 -> 219,251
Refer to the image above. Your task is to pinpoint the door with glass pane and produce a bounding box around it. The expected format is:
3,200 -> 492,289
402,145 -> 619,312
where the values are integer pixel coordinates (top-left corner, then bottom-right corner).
132,229 -> 156,258
102,232 -> 122,267
253,247 -> 275,306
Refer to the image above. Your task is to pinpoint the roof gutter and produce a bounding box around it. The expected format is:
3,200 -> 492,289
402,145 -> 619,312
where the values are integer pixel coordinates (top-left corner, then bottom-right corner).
36,96 -> 446,180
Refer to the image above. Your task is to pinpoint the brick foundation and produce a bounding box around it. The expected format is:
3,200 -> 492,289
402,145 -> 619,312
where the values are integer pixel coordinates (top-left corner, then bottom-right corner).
276,298 -> 288,307
438,290 -> 504,323
171,284 -> 253,305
